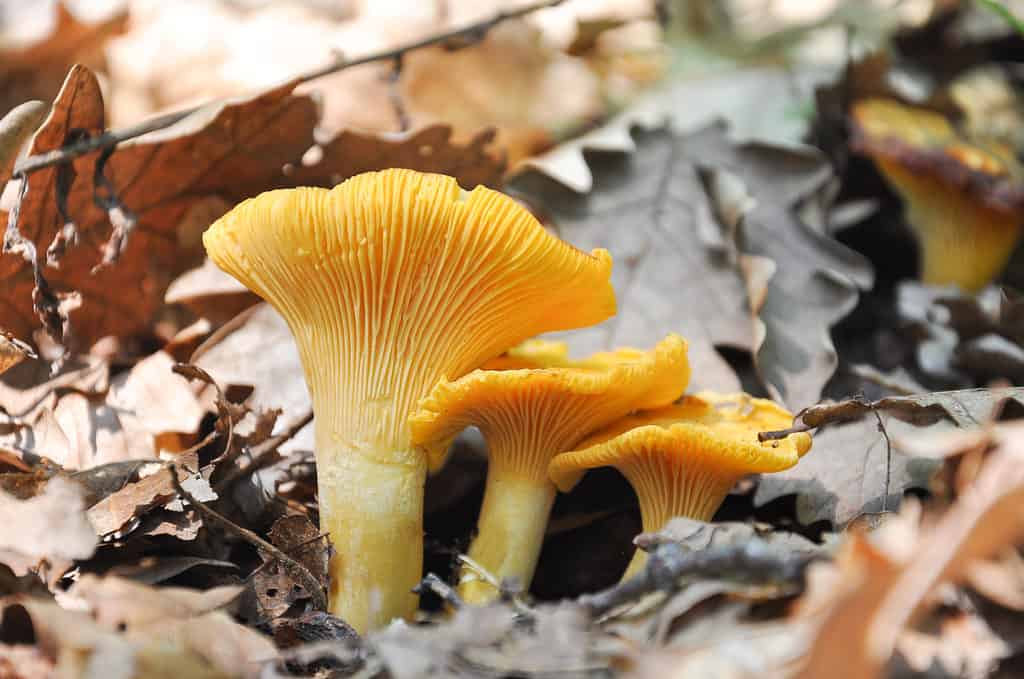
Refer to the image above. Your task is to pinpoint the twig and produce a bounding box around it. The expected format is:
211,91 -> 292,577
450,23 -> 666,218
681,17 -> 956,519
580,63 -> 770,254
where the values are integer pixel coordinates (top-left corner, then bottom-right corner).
214,410 -> 314,493
172,363 -> 235,465
576,540 -> 823,618
873,407 -> 892,513
169,464 -> 328,611
11,0 -> 564,178
413,573 -> 463,610
457,554 -> 533,615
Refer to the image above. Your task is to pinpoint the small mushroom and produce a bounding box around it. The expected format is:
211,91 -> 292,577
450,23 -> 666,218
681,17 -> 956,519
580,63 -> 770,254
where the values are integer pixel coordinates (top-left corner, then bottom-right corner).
548,392 -> 811,579
850,98 -> 1024,291
410,334 -> 689,602
203,169 -> 616,632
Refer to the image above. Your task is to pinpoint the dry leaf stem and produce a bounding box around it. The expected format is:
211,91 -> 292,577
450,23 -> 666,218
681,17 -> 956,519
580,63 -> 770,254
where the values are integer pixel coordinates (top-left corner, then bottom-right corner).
169,465 -> 328,611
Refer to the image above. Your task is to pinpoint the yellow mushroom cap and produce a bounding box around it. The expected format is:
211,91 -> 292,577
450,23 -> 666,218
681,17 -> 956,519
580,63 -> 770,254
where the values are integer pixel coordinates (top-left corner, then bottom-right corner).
410,334 -> 690,474
203,169 -> 616,459
483,339 -> 572,370
548,392 -> 811,525
850,98 -> 1024,292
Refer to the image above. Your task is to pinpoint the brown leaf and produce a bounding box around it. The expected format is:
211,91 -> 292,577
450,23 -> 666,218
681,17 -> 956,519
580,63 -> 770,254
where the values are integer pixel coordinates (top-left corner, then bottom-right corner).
85,452 -> 213,536
1,65 -> 319,347
249,514 -> 327,619
1,351 -> 206,470
510,123 -> 870,403
0,331 -> 35,376
966,550 -> 1024,612
268,515 -> 327,588
797,421 -> 1024,679
286,125 -> 506,190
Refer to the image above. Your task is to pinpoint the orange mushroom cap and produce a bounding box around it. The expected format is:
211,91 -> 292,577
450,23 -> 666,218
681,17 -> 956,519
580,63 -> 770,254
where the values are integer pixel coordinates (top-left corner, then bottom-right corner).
549,392 -> 812,529
410,333 -> 689,602
850,98 -> 1024,292
411,334 -> 690,474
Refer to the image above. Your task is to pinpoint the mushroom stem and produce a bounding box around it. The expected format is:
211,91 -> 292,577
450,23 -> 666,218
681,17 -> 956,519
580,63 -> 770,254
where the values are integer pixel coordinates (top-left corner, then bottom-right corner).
619,460 -> 736,582
458,474 -> 556,603
317,446 -> 427,632
878,158 -> 1022,291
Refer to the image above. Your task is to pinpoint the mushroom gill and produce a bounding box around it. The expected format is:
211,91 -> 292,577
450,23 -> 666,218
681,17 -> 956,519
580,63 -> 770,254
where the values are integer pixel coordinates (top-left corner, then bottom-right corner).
549,392 -> 811,580
410,334 -> 689,603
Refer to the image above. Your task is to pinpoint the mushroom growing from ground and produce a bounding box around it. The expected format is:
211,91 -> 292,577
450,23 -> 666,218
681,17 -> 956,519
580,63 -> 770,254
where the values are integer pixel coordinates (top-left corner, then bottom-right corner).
202,169 -> 616,632
410,334 -> 689,602
548,392 -> 811,580
850,97 -> 1024,292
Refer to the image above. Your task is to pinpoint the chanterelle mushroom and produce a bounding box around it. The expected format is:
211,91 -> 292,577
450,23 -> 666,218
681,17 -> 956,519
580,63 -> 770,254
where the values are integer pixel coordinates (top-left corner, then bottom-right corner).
850,97 -> 1024,292
202,169 -> 615,632
410,334 -> 689,603
548,392 -> 811,580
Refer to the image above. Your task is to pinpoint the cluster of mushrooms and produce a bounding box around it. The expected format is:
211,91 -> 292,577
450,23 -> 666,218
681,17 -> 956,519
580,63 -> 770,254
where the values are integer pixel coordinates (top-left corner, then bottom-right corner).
203,169 -> 812,634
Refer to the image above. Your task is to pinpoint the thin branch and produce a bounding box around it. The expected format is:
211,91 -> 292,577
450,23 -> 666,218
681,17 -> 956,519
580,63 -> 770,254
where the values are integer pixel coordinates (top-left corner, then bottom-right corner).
11,0 -> 564,178
576,540 -> 823,618
213,410 -> 314,493
413,573 -> 463,610
457,554 -> 533,615
169,464 -> 328,611
873,407 -> 892,513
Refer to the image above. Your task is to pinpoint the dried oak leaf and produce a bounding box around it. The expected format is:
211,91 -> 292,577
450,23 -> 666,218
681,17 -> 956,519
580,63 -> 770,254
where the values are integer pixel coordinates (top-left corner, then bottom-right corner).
510,123 -> 871,405
86,451 -> 215,536
0,64 -> 319,347
253,515 -> 327,619
285,125 -> 506,190
1,351 -> 205,469
754,387 -> 1024,526
797,423 -> 1024,679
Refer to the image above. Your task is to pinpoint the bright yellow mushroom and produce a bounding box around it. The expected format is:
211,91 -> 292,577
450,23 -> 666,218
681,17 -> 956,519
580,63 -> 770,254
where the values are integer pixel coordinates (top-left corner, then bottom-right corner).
202,169 -> 616,632
410,334 -> 689,603
850,98 -> 1024,292
548,392 -> 811,580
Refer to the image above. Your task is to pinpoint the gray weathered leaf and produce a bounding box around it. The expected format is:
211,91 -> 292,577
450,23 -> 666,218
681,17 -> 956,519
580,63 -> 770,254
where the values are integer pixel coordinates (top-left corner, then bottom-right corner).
518,66 -> 834,192
754,388 -> 1024,525
511,124 -> 871,404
